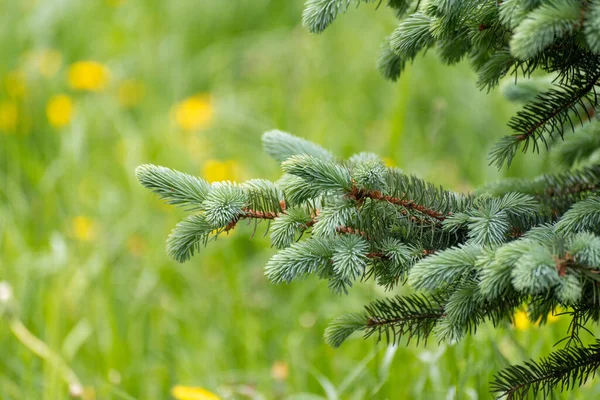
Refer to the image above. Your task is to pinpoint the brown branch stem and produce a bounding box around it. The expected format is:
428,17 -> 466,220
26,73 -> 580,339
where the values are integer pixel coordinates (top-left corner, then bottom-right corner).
349,188 -> 447,221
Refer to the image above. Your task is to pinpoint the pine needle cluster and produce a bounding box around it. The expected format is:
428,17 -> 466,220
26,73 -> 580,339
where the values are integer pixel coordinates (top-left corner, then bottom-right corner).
137,1 -> 600,398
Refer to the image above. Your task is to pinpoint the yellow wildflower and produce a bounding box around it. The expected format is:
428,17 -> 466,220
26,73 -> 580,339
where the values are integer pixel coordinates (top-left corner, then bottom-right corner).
0,102 -> 18,133
118,79 -> 145,108
173,94 -> 213,132
71,216 -> 97,241
46,94 -> 74,127
513,310 -> 531,330
513,309 -> 562,331
68,61 -> 110,91
4,71 -> 27,98
202,159 -> 240,182
171,386 -> 220,400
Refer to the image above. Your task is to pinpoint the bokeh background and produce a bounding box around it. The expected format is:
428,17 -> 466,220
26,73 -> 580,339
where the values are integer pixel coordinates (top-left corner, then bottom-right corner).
1,1 -> 597,399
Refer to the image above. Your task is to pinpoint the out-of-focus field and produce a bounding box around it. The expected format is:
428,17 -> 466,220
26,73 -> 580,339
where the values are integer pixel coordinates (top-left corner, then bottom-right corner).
1,1 -> 598,399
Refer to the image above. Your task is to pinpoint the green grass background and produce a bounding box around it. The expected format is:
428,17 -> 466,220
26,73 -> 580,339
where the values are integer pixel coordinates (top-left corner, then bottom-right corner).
0,0 -> 598,399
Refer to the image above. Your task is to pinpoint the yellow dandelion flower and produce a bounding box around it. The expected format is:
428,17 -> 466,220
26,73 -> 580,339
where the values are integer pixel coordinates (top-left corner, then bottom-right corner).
202,159 -> 240,182
118,79 -> 145,108
4,71 -> 27,99
71,216 -> 97,241
46,94 -> 74,128
173,94 -> 213,132
68,61 -> 110,91
0,102 -> 18,133
171,386 -> 220,400
38,49 -> 63,77
513,308 -> 562,331
513,310 -> 531,331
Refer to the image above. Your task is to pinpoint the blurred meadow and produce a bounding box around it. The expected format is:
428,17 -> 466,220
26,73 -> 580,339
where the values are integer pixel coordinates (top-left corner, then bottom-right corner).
1,1 -> 599,399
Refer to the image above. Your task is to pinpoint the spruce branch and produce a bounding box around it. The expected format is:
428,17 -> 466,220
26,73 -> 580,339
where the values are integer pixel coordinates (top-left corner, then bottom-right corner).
282,154 -> 353,192
511,244 -> 564,295
482,166 -> 600,216
324,312 -> 370,348
135,164 -> 210,210
350,158 -> 388,192
203,183 -> 248,228
335,225 -> 373,240
585,0 -> 600,53
389,12 -> 435,60
435,280 -> 522,344
241,179 -> 285,214
490,66 -> 600,168
553,118 -> 600,166
302,0 -> 377,34
479,243 -> 522,301
329,293 -> 447,347
509,0 -> 582,60
166,214 -> 214,263
491,341 -> 600,400
498,0 -> 528,29
377,38 -> 405,81
386,0 -> 410,17
263,130 -> 334,163
265,236 -> 334,284
282,154 -> 459,225
280,174 -> 324,205
564,296 -> 600,348
555,196 -> 600,234
383,168 -> 468,219
350,187 -> 448,221
270,206 -> 315,248
370,238 -> 421,289
503,76 -> 555,104
442,192 -> 540,246
223,207 -> 280,232
476,50 -> 515,92
331,234 -> 370,293
300,0 -> 600,173
363,294 -> 445,346
138,0 -> 600,386
527,293 -> 562,328
408,244 -> 482,291
312,199 -> 359,237
567,231 -> 600,268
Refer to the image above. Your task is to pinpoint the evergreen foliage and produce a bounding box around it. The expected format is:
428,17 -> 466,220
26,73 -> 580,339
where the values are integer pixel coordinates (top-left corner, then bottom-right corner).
137,1 -> 600,397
